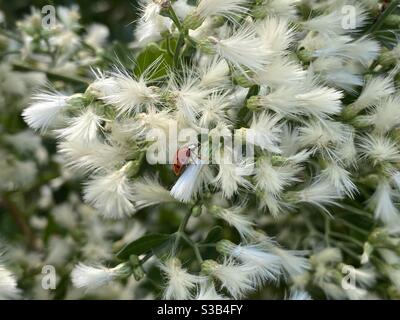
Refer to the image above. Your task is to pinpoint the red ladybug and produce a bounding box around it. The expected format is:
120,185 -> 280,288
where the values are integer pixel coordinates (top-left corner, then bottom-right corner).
172,144 -> 198,176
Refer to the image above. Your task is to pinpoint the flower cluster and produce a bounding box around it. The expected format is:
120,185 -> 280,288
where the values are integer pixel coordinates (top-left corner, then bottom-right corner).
1,0 -> 400,300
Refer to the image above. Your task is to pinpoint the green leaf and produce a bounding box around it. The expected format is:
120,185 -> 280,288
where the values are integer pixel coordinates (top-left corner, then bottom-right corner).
117,234 -> 171,260
134,42 -> 172,79
202,226 -> 223,244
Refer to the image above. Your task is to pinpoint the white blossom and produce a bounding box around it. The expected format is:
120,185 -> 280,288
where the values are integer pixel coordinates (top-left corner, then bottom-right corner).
209,25 -> 271,74
55,107 -> 103,143
196,0 -> 249,20
202,259 -> 255,299
71,263 -> 126,289
0,265 -> 20,300
218,241 -> 282,284
99,68 -> 160,116
22,92 -> 69,131
83,164 -> 135,219
160,258 -> 204,300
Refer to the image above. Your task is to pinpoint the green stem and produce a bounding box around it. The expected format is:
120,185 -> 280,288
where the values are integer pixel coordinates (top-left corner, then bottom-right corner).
172,210 -> 193,254
0,28 -> 22,42
140,252 -> 154,265
0,50 -> 19,60
330,231 -> 364,247
181,234 -> 203,264
365,0 -> 400,34
12,62 -> 90,85
337,218 -> 370,236
173,32 -> 185,68
325,217 -> 331,246
339,204 -> 373,219
334,242 -> 361,261
167,7 -> 183,32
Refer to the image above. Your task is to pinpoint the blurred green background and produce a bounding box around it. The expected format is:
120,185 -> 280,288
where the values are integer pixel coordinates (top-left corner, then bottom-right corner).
0,0 -> 140,41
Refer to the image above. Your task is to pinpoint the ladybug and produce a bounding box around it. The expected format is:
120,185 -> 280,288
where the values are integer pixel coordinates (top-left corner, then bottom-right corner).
172,144 -> 198,176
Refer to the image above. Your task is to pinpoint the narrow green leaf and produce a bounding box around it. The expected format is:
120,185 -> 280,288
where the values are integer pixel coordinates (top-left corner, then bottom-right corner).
202,226 -> 223,244
117,234 -> 171,260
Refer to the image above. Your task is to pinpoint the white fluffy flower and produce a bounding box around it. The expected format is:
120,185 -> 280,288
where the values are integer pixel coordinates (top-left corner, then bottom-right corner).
212,205 -> 255,239
247,112 -> 282,153
198,93 -> 230,128
261,0 -> 299,19
255,157 -> 301,199
251,84 -> 343,119
290,179 -> 342,212
196,282 -> 227,300
319,163 -> 357,198
196,0 -> 249,20
170,161 -> 208,203
298,121 -> 349,161
202,259 -> 255,299
358,134 -> 400,165
132,176 -> 176,210
214,158 -> 254,198
361,95 -> 400,133
198,58 -> 230,89
218,241 -> 282,284
289,290 -> 312,300
139,0 -> 162,23
22,92 -> 69,131
58,140 -> 128,174
55,107 -> 103,143
83,164 -> 135,219
369,180 -> 399,225
209,25 -> 270,74
169,71 -> 212,122
271,248 -> 310,278
255,57 -> 306,88
350,75 -> 395,114
99,68 -> 160,116
256,17 -> 295,53
0,265 -> 20,300
301,7 -> 367,35
71,263 -> 126,289
160,258 -> 203,300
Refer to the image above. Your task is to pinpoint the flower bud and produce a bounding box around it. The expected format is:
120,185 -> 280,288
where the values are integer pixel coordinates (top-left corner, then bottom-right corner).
183,11 -> 204,30
246,96 -> 263,111
201,259 -> 219,275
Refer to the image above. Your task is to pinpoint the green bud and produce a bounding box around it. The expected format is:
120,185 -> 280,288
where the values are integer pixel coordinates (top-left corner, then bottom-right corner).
297,49 -> 313,63
390,127 -> 400,143
383,15 -> 400,27
198,38 -> 216,55
341,103 -> 363,121
211,16 -> 225,28
361,242 -> 373,264
208,205 -> 220,216
234,73 -> 255,88
351,116 -> 371,129
246,96 -> 263,111
251,5 -> 267,20
132,265 -> 145,281
378,50 -> 397,68
388,286 -> 400,299
201,259 -> 219,274
216,239 -> 234,255
283,191 -> 299,204
126,153 -> 146,178
358,174 -> 380,188
0,35 -> 9,52
271,155 -> 286,166
183,11 -> 204,30
128,255 -> 145,281
191,205 -> 202,217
